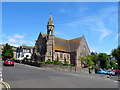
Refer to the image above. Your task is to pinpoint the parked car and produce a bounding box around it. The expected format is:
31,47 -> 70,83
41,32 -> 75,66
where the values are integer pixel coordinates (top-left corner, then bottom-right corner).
107,71 -> 117,76
3,59 -> 14,66
115,70 -> 120,75
97,69 -> 107,74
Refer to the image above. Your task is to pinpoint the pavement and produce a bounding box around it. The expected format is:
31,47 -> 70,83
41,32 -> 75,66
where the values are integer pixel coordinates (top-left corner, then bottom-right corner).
0,60 -> 3,90
0,83 -> 2,90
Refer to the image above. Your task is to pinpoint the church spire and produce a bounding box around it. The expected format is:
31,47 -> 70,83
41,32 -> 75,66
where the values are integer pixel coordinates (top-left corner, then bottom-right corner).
47,13 -> 55,36
47,13 -> 54,26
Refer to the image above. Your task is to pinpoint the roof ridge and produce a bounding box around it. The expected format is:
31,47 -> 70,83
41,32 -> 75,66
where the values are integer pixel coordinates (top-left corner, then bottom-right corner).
69,37 -> 82,41
40,33 -> 82,41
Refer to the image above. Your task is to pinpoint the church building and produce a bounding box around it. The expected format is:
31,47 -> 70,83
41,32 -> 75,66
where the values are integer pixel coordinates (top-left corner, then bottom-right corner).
32,14 -> 91,68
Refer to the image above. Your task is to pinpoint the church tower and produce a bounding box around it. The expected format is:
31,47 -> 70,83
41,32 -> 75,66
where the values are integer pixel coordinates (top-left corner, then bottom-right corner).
45,13 -> 55,61
47,13 -> 54,37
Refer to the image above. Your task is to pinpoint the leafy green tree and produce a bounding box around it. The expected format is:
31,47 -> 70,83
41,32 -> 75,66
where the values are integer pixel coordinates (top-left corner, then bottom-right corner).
90,55 -> 99,66
111,46 -> 120,69
109,60 -> 116,67
98,53 -> 109,69
2,43 -> 13,60
80,56 -> 94,67
86,56 -> 94,67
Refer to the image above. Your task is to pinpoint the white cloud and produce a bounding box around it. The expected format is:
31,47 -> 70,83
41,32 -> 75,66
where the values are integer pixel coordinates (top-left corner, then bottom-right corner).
10,44 -> 19,47
116,33 -> 120,38
8,38 -> 17,43
28,41 -> 34,46
99,29 -> 112,41
90,46 -> 98,52
14,34 -> 24,39
64,6 -> 117,42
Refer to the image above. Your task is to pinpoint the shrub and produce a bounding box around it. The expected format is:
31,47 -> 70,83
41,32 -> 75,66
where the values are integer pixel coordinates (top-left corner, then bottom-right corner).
45,59 -> 52,64
38,61 -> 45,64
63,61 -> 69,66
53,60 -> 63,65
11,58 -> 17,61
68,64 -> 74,66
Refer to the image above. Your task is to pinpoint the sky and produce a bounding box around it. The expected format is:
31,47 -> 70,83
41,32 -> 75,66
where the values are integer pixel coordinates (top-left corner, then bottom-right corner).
2,2 -> 119,54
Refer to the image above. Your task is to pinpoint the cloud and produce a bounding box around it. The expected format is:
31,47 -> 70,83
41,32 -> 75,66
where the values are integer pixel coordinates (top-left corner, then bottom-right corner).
10,44 -> 19,47
64,6 -> 117,42
90,46 -> 98,52
1,33 -> 34,47
14,34 -> 24,39
8,38 -> 17,43
116,33 -> 120,38
99,29 -> 112,41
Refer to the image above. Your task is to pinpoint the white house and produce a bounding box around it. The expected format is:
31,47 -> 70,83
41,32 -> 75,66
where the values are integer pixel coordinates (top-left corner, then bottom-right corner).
16,44 -> 34,60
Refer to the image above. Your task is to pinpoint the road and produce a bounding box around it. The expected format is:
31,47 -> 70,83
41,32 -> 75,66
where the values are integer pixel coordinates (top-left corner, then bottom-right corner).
2,62 -> 119,88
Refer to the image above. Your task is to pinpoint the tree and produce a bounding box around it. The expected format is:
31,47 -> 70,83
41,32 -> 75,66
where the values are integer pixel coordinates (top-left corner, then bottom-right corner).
111,46 -> 120,69
2,43 -> 13,60
89,55 -> 99,66
98,53 -> 109,69
80,56 -> 94,67
109,60 -> 117,69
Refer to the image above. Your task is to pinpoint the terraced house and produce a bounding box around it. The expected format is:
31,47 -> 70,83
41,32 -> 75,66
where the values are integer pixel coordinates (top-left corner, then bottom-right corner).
32,14 -> 91,68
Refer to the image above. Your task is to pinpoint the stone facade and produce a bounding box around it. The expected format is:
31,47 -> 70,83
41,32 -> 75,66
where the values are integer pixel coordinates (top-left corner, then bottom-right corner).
32,14 -> 91,67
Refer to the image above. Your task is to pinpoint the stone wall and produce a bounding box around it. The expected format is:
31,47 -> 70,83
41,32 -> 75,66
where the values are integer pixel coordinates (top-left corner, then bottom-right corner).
41,64 -> 94,74
54,52 -> 70,64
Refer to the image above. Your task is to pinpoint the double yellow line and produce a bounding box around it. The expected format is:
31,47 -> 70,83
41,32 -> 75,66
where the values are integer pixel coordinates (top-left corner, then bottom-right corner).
0,81 -> 11,90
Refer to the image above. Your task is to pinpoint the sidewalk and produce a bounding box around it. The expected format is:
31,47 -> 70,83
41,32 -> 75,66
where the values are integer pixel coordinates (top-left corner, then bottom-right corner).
0,81 -> 3,90
0,60 -> 3,90
0,83 -> 2,90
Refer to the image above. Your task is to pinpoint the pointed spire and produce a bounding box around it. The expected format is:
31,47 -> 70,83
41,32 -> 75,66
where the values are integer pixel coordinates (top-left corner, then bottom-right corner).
47,13 -> 54,26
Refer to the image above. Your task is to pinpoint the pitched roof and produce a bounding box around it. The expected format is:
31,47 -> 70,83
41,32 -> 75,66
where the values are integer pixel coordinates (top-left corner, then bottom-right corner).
37,33 -> 82,52
54,37 -> 70,52
22,44 -> 34,49
69,37 -> 82,52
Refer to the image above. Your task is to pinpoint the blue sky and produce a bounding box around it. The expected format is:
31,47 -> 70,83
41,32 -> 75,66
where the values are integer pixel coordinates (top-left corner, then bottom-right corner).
2,2 -> 118,54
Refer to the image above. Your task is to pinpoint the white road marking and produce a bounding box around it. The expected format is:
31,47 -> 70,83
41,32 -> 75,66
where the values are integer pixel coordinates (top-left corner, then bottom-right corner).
0,74 -> 2,77
0,78 -> 3,81
114,81 -> 118,83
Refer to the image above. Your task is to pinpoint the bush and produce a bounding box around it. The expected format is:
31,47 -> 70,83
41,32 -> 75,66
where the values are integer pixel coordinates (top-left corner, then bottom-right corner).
45,59 -> 52,64
68,64 -> 74,66
63,61 -> 69,66
10,58 -> 17,60
38,61 -> 45,64
53,60 -> 63,65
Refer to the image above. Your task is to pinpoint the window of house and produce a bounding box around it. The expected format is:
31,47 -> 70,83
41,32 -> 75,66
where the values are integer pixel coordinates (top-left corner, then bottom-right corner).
67,54 -> 69,59
26,55 -> 29,57
60,53 -> 63,58
49,52 -> 51,55
83,45 -> 86,51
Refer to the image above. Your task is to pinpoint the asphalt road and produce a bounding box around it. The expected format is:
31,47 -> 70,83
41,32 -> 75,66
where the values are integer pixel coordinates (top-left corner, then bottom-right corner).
2,62 -> 119,88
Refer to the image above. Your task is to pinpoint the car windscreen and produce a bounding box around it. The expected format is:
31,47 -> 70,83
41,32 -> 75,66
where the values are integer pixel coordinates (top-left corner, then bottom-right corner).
7,60 -> 13,62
